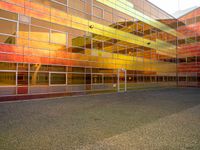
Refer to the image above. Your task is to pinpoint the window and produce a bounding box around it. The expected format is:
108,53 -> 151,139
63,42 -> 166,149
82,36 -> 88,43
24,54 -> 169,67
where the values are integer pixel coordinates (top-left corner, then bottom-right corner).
104,74 -> 116,83
196,16 -> 200,23
187,76 -> 197,82
186,18 -> 195,25
68,47 -> 85,54
196,36 -> 200,42
187,57 -> 196,63
32,0 -> 68,11
31,0 -> 51,5
116,16 -> 126,27
18,23 -> 29,46
178,39 -> 185,45
92,39 -> 103,50
144,76 -> 151,82
92,68 -> 114,74
30,64 -> 49,71
0,9 -> 18,20
49,65 -> 66,72
54,0 -> 68,5
85,36 -> 92,49
197,56 -> 200,62
69,0 -> 86,12
138,76 -> 144,82
30,73 -> 49,85
51,23 -> 68,32
104,10 -> 112,22
68,67 -> 85,72
0,62 -> 16,70
71,35 -> 85,48
0,35 -> 16,44
179,76 -> 186,81
31,18 -> 50,28
0,72 -> 16,86
68,33 -> 86,54
179,58 -> 186,63
30,26 -> 49,42
50,30 -> 67,45
137,23 -> 144,34
92,74 -> 103,84
67,73 -> 85,84
68,30 -> 85,54
178,21 -> 185,27
18,63 -> 28,71
117,44 -> 127,55
51,73 -> 66,84
0,19 -> 17,35
93,5 -> 103,18
29,40 -> 50,49
19,23 -> 29,39
186,37 -> 195,44
198,76 -> 200,82
50,1 -> 67,12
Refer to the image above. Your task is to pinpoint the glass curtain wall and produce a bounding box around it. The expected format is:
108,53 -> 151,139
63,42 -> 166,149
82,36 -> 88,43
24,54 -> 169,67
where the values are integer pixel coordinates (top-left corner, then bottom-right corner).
177,8 -> 200,87
0,0 -> 178,98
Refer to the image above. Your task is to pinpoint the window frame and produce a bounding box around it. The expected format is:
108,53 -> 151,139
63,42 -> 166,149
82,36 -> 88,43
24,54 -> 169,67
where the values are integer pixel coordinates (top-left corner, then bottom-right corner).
0,17 -> 18,45
50,29 -> 68,46
93,5 -> 104,19
49,72 -> 67,86
92,73 -> 103,85
0,70 -> 17,87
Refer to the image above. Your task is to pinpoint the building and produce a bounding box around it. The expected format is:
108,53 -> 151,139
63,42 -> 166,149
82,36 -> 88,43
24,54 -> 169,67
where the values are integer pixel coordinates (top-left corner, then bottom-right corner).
0,0 -> 179,100
177,7 -> 200,87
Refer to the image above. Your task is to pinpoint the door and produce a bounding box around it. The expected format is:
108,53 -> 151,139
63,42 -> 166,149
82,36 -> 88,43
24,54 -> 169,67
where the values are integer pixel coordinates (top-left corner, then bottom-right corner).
118,69 -> 127,92
17,72 -> 28,94
86,73 -> 91,91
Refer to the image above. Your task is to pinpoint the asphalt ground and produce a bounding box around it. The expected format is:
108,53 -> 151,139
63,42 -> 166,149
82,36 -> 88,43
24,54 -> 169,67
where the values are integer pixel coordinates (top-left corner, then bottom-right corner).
0,88 -> 200,150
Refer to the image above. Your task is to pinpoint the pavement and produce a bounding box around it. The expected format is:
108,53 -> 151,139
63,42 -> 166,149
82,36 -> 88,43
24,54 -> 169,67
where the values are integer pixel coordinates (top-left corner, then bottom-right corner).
0,88 -> 200,150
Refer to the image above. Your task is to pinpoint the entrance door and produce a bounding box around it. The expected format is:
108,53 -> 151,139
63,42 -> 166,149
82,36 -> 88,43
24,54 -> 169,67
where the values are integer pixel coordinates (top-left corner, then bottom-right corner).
17,72 -> 28,94
86,73 -> 91,91
118,69 -> 127,92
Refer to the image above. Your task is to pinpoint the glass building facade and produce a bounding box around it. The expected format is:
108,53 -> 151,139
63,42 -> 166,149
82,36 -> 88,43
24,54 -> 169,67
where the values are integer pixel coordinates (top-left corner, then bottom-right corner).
0,0 -> 179,100
177,7 -> 200,87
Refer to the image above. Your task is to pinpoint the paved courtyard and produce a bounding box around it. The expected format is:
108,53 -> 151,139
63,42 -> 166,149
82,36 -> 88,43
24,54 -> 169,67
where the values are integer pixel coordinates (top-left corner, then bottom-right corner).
0,88 -> 200,150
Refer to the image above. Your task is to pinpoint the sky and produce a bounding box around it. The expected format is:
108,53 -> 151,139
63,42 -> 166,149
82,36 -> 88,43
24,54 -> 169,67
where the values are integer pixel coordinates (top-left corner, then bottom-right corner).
148,0 -> 200,15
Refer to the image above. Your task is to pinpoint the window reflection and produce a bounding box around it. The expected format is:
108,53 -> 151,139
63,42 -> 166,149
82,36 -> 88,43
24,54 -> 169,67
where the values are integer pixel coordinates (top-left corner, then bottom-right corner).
30,73 -> 49,85
0,72 -> 16,86
51,73 -> 66,84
